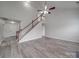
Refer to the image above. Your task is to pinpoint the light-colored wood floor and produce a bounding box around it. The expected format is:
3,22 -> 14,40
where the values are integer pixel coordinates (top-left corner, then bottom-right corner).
0,36 -> 79,58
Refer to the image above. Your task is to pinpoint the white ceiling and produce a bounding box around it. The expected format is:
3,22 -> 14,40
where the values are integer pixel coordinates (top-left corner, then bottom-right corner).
26,1 -> 79,9
0,1 -> 78,11
48,1 -> 79,8
0,1 -> 78,21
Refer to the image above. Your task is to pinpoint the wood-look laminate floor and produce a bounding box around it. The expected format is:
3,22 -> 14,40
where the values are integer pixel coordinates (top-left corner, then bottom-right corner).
0,36 -> 79,58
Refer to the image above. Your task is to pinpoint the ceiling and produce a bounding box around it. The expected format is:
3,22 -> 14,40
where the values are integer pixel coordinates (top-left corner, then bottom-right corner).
0,1 -> 78,21
0,1 -> 78,11
26,1 -> 79,9
47,1 -> 79,8
0,1 -> 78,29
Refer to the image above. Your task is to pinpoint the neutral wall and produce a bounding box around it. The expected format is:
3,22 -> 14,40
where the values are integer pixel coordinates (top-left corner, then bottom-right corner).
3,23 -> 19,37
0,1 -> 37,28
0,1 -> 43,42
45,8 -> 79,43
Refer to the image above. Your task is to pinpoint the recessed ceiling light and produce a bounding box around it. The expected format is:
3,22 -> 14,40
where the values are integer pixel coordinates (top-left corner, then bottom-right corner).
23,1 -> 31,7
10,21 -> 16,24
45,5 -> 47,10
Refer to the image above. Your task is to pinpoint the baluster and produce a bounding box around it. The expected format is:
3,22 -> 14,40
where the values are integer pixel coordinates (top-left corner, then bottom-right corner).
32,20 -> 33,28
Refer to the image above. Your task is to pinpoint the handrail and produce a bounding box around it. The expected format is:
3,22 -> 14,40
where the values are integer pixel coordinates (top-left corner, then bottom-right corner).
16,13 -> 44,41
19,13 -> 44,32
20,21 -> 41,40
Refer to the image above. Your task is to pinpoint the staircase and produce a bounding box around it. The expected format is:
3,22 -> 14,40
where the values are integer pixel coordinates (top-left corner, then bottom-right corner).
16,13 -> 44,42
0,13 -> 44,58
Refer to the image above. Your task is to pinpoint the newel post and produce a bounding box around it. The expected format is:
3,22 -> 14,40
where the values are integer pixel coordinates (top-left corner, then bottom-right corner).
16,31 -> 20,41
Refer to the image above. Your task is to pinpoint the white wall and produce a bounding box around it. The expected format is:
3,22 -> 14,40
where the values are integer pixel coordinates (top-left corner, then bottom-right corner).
0,1 -> 43,41
45,8 -> 79,43
19,22 -> 43,43
0,1 -> 37,28
3,23 -> 19,37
